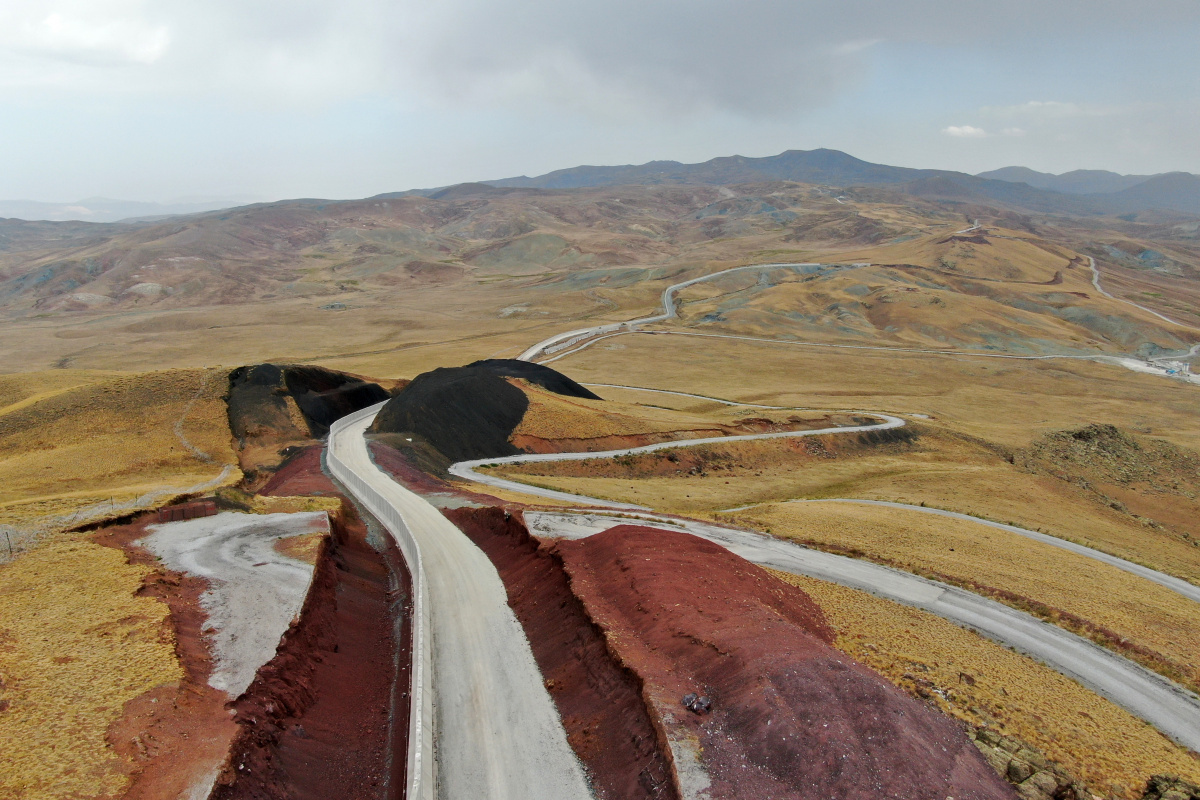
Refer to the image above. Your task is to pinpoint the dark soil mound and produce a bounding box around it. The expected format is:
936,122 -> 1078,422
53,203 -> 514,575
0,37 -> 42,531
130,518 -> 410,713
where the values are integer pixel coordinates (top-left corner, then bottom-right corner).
461,359 -> 602,400
228,364 -> 390,440
368,359 -> 599,462
282,366 -> 391,435
556,525 -> 1016,800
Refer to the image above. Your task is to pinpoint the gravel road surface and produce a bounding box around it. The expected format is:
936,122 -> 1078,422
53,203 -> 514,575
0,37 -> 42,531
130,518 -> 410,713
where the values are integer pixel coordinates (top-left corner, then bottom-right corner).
139,511 -> 326,696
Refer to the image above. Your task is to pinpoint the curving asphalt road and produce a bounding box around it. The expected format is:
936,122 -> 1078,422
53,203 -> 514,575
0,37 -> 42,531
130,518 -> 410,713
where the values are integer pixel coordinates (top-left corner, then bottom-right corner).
518,261 -> 859,362
521,255 -> 1199,385
449,413 -> 908,508
524,508 -> 1200,753
1088,255 -> 1198,330
324,244 -> 1200,791
327,405 -> 593,800
447,378 -> 1200,753
729,498 -> 1200,606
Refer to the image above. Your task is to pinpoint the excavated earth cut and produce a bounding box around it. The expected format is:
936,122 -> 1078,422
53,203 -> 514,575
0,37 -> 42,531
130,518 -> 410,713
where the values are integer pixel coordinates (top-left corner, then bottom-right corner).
551,524 -> 1018,800
209,447 -> 411,800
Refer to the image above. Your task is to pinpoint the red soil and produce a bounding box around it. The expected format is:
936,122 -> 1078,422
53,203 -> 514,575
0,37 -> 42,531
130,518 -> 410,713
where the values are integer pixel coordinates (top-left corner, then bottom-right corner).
445,506 -> 680,800
210,503 -> 411,800
93,516 -> 239,800
555,525 -> 1017,800
258,445 -> 338,496
368,440 -> 503,505
368,440 -> 454,495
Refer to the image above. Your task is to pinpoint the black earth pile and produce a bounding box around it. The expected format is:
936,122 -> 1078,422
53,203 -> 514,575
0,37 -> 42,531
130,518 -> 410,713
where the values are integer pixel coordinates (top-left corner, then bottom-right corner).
369,359 -> 601,462
228,364 -> 391,441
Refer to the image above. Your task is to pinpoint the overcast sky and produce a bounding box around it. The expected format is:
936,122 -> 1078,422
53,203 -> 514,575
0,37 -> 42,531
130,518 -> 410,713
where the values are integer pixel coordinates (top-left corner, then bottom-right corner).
0,0 -> 1197,202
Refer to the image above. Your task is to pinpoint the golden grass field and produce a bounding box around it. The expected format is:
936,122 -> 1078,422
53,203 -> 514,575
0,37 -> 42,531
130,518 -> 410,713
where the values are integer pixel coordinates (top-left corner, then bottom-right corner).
773,571 -> 1200,800
0,368 -> 239,549
740,501 -> 1200,692
510,377 -> 835,447
0,537 -> 182,799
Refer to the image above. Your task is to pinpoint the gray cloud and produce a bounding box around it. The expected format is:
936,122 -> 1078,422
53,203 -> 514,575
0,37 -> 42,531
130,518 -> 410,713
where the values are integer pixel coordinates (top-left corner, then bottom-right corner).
0,0 -> 1197,200
4,0 -> 1197,116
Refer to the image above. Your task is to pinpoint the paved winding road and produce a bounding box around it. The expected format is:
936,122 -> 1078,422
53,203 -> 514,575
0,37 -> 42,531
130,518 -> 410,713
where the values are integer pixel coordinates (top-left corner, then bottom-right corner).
449,384 -> 1200,751
518,261 -> 858,362
324,241 -> 1200,794
449,413 -> 907,507
1088,255 -> 1198,330
521,253 -> 1199,384
328,406 -> 593,800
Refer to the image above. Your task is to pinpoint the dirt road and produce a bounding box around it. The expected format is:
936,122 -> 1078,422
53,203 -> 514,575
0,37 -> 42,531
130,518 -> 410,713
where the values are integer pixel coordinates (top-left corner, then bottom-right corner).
139,511 -> 326,697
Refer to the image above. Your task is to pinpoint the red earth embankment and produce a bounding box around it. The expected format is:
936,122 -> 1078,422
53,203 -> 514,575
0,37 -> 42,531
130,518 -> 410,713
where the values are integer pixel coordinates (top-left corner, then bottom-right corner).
446,506 -> 680,800
209,502 -> 411,800
554,525 -> 1017,800
258,444 -> 337,496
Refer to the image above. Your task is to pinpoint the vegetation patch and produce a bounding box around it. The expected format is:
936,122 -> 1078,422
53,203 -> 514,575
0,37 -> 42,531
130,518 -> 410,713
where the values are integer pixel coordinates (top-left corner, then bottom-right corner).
0,538 -> 182,799
0,368 -> 238,545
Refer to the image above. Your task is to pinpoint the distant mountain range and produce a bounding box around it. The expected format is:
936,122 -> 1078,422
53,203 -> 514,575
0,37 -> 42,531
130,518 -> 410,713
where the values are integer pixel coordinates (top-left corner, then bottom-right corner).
5,150 -> 1200,224
0,196 -> 260,224
474,149 -> 1200,217
975,166 -> 1153,195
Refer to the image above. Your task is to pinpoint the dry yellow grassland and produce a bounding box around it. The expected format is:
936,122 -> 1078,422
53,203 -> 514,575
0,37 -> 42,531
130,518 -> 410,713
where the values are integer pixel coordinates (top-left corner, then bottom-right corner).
773,571 -> 1200,800
547,330 -> 1200,451
511,378 -> 825,442
0,537 -> 182,799
274,530 -> 327,565
0,370 -> 111,415
839,226 -> 1076,280
512,380 -> 720,440
736,502 -> 1200,691
0,368 -> 239,534
489,421 -> 1200,586
666,238 -> 1185,359
251,495 -> 342,515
